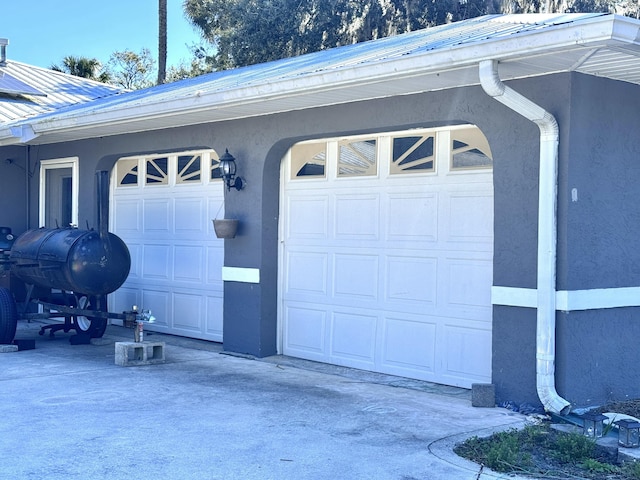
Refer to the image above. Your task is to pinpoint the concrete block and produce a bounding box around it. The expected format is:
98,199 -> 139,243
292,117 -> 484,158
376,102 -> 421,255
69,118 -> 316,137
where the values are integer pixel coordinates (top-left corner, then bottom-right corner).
0,344 -> 18,353
115,341 -> 165,366
471,383 -> 495,407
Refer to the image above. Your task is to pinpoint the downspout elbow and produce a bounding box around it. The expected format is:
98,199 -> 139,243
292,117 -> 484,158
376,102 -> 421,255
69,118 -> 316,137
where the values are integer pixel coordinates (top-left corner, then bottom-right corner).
479,60 -> 571,416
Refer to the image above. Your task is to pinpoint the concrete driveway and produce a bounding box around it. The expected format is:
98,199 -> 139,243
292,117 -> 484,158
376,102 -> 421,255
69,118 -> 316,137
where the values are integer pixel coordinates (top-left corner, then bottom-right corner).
0,321 -> 527,479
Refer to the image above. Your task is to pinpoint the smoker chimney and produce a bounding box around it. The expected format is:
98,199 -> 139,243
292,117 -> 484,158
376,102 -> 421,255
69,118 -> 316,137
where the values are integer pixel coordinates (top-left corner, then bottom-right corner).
0,38 -> 7,66
96,171 -> 110,239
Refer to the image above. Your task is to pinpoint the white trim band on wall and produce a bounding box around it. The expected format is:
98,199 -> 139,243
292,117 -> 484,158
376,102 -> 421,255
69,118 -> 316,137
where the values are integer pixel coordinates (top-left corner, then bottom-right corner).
222,267 -> 260,284
492,286 -> 640,312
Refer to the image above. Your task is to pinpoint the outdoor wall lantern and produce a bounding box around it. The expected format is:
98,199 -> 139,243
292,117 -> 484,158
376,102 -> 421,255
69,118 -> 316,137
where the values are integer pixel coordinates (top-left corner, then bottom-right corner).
615,419 -> 640,448
219,149 -> 244,191
582,412 -> 608,438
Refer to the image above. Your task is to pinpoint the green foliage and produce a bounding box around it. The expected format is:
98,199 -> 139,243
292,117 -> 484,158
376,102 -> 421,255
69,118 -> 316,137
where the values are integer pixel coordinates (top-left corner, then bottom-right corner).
622,460 -> 640,479
106,49 -> 156,90
551,431 -> 595,464
50,56 -> 110,83
484,431 -> 532,472
454,428 -> 532,473
455,423 -> 640,478
582,458 -> 620,474
165,54 -> 214,82
519,423 -> 551,447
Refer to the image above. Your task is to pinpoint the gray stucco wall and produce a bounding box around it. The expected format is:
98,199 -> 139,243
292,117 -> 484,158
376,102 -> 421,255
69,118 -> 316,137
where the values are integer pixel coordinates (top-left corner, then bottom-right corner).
554,74 -> 640,408
0,145 -> 28,233
562,74 -> 640,290
492,73 -> 640,409
3,71 -> 638,408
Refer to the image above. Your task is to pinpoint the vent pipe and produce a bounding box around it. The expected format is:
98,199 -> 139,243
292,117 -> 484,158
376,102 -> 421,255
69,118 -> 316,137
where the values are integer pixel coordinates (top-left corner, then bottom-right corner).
96,171 -> 110,239
0,38 -> 7,66
479,59 -> 571,415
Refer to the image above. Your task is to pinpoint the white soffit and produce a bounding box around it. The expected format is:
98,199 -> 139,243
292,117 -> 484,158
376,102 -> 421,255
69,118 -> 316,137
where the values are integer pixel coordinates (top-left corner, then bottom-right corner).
578,49 -> 640,84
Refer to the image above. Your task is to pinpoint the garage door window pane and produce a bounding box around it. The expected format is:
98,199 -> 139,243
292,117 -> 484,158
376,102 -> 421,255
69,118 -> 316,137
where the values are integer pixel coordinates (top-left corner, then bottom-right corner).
451,127 -> 493,169
211,153 -> 222,180
390,135 -> 435,174
290,143 -> 326,179
117,158 -> 139,186
177,154 -> 201,184
338,139 -> 377,177
146,157 -> 169,185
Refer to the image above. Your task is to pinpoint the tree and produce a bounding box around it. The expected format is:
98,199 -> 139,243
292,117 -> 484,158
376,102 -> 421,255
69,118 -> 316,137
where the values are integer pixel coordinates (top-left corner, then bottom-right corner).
183,0 -> 633,71
613,0 -> 640,17
182,0 -> 513,70
166,51 -> 214,82
565,0 -> 613,12
106,48 -> 156,90
158,0 -> 168,84
50,55 -> 110,83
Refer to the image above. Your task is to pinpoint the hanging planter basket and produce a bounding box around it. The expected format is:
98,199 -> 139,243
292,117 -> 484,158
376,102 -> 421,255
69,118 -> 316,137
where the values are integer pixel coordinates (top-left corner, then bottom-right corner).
213,219 -> 239,239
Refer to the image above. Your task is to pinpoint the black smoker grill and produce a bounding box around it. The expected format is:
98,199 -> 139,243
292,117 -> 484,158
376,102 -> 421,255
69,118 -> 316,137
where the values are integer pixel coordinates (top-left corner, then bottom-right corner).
10,227 -> 130,297
0,171 -> 139,345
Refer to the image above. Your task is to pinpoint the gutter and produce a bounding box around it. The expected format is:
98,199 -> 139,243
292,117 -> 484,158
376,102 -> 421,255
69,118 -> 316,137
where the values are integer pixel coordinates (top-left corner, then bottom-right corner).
0,125 -> 39,146
479,59 -> 571,415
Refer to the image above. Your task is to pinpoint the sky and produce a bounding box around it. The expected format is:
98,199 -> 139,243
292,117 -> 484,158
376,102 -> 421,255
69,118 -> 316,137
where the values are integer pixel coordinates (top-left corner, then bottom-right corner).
1,0 -> 202,69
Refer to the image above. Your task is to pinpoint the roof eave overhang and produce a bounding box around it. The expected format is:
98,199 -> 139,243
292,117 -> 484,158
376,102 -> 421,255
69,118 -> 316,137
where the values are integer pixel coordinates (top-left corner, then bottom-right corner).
0,124 -> 38,145
3,15 -> 639,146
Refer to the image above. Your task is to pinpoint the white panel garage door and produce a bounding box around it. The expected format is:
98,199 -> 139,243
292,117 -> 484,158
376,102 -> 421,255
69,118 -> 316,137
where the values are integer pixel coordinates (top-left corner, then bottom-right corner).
110,150 -> 225,342
280,126 -> 493,388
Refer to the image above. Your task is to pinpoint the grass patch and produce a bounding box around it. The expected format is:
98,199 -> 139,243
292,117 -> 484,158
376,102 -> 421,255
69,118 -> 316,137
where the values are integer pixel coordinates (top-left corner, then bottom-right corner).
455,423 -> 640,479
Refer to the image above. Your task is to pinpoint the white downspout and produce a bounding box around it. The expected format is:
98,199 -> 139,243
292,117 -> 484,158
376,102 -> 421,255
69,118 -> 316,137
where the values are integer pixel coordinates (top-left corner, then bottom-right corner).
479,60 -> 571,415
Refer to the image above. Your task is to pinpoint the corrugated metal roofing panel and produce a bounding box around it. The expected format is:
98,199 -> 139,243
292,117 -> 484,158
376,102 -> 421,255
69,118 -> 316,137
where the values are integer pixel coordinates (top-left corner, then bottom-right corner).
0,60 -> 123,123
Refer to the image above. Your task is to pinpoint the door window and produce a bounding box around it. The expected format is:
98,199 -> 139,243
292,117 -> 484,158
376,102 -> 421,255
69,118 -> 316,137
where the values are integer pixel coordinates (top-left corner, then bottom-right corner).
39,158 -> 79,228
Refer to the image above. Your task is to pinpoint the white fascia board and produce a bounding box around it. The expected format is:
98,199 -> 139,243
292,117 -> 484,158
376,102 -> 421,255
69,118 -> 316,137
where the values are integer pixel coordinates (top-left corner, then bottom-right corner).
4,16 -> 636,145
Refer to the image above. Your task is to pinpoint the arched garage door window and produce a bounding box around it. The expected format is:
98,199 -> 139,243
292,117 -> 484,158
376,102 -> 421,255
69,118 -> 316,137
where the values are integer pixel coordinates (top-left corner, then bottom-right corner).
289,125 -> 492,179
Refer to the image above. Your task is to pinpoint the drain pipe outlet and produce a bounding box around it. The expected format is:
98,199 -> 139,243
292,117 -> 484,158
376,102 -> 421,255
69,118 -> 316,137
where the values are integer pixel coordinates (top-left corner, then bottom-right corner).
479,59 -> 571,415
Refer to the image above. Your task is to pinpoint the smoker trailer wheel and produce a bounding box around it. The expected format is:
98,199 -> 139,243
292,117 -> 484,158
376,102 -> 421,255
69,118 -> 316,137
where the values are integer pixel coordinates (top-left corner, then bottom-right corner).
0,287 -> 17,344
73,294 -> 108,338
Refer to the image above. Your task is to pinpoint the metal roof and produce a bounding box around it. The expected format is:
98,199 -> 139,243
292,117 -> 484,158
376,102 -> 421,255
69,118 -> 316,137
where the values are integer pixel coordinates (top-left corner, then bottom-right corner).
1,13 -> 639,146
0,60 -> 123,126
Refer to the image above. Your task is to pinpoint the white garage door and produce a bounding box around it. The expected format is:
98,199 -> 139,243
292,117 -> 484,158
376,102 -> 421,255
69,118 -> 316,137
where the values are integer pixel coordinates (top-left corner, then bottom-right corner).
280,126 -> 493,388
110,150 -> 225,342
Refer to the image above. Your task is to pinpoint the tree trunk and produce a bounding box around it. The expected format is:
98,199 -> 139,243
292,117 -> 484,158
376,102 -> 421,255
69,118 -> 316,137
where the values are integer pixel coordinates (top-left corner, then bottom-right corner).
158,0 -> 167,85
